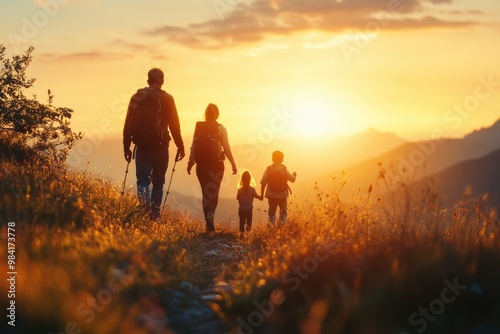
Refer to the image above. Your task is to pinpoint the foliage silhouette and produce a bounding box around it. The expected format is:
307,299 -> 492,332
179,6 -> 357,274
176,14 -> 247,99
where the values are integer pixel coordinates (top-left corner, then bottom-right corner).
0,45 -> 82,162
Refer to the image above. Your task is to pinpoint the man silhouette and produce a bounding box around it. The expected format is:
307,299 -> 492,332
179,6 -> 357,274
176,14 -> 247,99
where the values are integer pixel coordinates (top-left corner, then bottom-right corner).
123,68 -> 185,220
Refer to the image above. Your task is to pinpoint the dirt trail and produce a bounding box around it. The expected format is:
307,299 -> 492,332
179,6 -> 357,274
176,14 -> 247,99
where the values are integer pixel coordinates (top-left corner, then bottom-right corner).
138,231 -> 254,334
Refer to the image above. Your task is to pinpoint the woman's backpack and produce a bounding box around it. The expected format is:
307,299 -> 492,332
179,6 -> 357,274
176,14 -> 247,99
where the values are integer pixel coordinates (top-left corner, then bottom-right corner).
192,121 -> 224,164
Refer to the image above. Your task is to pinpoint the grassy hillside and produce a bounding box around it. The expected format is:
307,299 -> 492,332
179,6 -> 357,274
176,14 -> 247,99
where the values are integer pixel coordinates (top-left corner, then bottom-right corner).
1,158 -> 500,334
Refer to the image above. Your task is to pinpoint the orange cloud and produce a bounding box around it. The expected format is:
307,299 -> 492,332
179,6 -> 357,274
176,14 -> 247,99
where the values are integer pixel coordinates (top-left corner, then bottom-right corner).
40,51 -> 127,61
144,0 -> 482,49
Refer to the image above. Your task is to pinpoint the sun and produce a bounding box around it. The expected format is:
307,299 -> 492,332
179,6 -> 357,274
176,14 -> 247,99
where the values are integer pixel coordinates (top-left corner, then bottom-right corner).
289,98 -> 338,138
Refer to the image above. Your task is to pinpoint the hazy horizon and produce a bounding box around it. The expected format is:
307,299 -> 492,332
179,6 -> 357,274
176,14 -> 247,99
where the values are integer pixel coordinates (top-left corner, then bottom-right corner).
3,0 -> 500,219
67,115 -> 500,221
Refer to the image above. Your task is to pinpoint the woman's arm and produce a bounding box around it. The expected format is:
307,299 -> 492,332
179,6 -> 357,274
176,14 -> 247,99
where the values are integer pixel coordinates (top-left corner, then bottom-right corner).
219,125 -> 237,174
187,124 -> 198,174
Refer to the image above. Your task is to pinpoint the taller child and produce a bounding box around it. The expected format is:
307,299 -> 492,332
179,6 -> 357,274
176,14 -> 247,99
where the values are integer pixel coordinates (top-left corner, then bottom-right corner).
260,150 -> 296,225
123,68 -> 185,220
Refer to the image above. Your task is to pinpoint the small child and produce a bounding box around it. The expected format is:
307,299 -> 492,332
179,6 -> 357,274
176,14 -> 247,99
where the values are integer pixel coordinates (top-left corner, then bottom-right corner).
236,171 -> 262,233
260,150 -> 296,225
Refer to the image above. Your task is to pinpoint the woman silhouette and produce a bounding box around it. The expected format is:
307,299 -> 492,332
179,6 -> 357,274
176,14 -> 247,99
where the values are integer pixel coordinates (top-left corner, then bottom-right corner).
187,103 -> 237,232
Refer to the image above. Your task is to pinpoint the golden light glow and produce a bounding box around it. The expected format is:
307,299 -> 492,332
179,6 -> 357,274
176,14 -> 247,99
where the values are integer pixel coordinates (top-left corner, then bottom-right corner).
289,97 -> 338,138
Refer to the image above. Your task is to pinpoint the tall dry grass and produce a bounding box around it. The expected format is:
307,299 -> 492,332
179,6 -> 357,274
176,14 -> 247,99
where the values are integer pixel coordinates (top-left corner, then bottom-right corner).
221,175 -> 500,333
0,160 -> 499,333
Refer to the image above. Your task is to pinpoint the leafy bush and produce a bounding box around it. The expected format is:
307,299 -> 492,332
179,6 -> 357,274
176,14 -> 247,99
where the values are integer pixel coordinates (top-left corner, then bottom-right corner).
0,44 -> 82,162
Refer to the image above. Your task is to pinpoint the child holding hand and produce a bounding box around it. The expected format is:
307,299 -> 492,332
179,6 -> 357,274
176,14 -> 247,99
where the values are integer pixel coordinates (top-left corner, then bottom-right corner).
237,171 -> 262,233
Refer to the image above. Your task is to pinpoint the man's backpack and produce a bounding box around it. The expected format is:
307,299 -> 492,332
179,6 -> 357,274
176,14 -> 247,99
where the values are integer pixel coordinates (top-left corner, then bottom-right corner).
193,121 -> 223,164
130,88 -> 164,147
267,166 -> 288,193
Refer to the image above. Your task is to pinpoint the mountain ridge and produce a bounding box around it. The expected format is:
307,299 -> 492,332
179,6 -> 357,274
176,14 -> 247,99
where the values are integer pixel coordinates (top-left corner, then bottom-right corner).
300,117 -> 500,198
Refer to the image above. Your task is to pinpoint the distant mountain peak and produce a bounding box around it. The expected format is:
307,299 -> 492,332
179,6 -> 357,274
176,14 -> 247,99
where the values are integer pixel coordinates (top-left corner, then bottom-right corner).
464,117 -> 500,141
350,127 -> 406,142
362,127 -> 380,134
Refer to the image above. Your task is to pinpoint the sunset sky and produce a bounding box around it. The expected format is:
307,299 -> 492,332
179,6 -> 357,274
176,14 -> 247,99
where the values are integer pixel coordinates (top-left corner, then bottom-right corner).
2,0 -> 500,145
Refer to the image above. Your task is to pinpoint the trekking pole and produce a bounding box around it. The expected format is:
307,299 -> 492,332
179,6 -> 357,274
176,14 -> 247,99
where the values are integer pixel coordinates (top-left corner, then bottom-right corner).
121,161 -> 130,195
161,151 -> 180,214
121,146 -> 136,195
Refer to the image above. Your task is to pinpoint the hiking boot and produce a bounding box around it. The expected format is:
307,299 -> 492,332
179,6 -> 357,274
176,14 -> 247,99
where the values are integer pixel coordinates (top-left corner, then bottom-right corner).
205,211 -> 215,232
246,224 -> 252,232
149,211 -> 157,220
